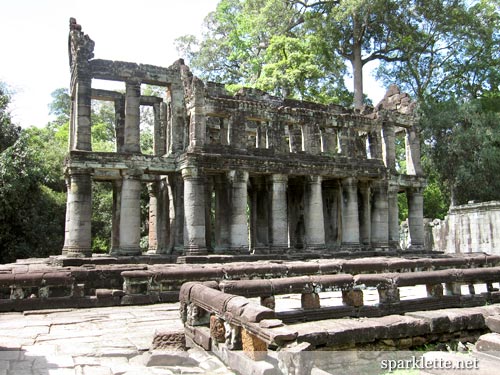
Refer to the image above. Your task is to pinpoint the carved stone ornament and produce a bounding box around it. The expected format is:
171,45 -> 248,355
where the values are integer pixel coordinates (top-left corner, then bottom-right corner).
68,17 -> 95,70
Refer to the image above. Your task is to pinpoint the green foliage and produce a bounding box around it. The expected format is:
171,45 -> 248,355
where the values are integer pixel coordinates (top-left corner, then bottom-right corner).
0,83 -> 21,152
175,0 -> 350,104
420,98 -> 500,206
377,0 -> 500,102
0,134 -> 65,263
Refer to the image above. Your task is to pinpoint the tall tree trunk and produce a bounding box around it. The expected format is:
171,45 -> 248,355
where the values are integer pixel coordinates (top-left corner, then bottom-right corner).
352,43 -> 364,109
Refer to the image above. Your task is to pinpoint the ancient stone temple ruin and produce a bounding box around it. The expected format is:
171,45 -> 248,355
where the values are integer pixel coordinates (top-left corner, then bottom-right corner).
62,18 -> 426,258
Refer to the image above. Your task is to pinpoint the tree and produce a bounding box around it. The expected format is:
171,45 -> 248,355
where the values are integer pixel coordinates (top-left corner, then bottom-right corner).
421,98 -> 500,206
0,83 -> 21,152
376,0 -> 500,102
175,0 -> 350,104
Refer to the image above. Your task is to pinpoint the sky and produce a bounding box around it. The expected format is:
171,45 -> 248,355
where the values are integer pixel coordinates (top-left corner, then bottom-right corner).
0,0 -> 385,128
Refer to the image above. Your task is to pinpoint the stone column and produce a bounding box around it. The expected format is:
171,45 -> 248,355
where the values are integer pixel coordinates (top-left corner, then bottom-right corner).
182,167 -> 207,255
304,176 -> 326,249
388,184 -> 400,249
166,174 -> 183,252
358,182 -> 371,246
371,181 -> 389,248
65,169 -> 92,257
341,177 -> 360,246
407,188 -> 425,249
405,127 -> 423,175
270,174 -> 288,250
168,84 -> 185,154
214,174 -> 230,251
256,122 -> 267,149
61,177 -> 72,256
114,97 -> 125,152
153,102 -> 165,156
147,180 -> 168,254
118,170 -> 143,256
110,180 -> 122,254
382,122 -> 396,171
124,81 -> 141,153
147,184 -> 158,253
254,177 -> 269,250
228,170 -> 249,252
188,78 -> 206,149
74,77 -> 92,151
368,129 -> 383,159
159,102 -> 168,155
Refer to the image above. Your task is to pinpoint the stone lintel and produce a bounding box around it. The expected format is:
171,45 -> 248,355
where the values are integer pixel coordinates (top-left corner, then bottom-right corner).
90,59 -> 180,86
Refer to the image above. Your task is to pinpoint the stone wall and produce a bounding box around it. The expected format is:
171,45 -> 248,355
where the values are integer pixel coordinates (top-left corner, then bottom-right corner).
431,201 -> 500,254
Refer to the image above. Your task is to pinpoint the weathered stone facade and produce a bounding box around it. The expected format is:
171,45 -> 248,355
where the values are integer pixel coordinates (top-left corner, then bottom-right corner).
62,19 -> 426,257
432,201 -> 500,254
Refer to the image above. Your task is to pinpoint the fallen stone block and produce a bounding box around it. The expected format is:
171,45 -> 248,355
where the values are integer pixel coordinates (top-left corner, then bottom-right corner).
485,315 -> 500,333
144,350 -> 197,367
151,329 -> 186,351
476,333 -> 500,352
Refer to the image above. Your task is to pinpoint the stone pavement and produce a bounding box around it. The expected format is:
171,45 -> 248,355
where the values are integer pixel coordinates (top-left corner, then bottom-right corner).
0,303 -> 233,375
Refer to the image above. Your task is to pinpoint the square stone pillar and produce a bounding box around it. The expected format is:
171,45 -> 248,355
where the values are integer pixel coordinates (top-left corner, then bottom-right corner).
269,116 -> 288,153
229,112 -> 247,149
65,169 -> 92,257
114,97 -> 125,152
341,177 -> 360,246
388,184 -> 400,249
304,176 -> 326,249
153,102 -> 166,156
168,84 -> 186,154
269,174 -> 288,250
189,78 -> 207,149
117,170 -> 143,256
358,181 -> 371,246
182,167 -> 207,255
405,127 -> 423,175
124,81 -> 141,153
73,77 -> 92,151
382,122 -> 396,172
368,129 -> 383,159
407,188 -> 425,249
371,181 -> 389,249
228,170 -> 249,252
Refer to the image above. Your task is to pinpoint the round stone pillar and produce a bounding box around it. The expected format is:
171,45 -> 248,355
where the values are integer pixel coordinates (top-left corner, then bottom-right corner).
371,181 -> 389,249
341,177 -> 360,246
182,167 -> 207,255
228,170 -> 249,252
270,174 -> 288,250
304,176 -> 325,249
118,170 -> 143,256
66,169 -> 92,257
388,185 -> 400,249
62,177 -> 71,256
407,188 -> 425,249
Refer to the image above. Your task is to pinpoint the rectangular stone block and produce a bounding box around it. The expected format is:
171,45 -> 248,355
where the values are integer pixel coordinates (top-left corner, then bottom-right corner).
342,289 -> 363,307
151,329 -> 186,351
242,328 -> 267,361
301,293 -> 320,310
